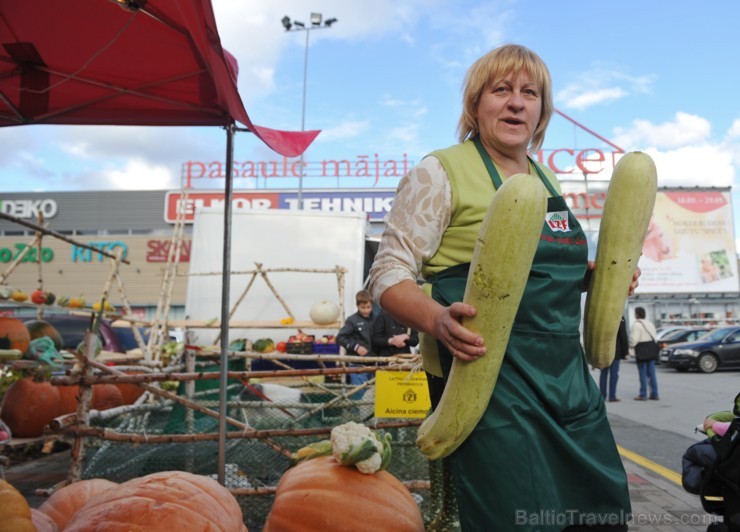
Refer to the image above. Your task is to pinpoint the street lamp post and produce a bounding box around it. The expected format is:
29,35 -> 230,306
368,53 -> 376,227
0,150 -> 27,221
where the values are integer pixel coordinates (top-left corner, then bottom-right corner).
281,13 -> 337,209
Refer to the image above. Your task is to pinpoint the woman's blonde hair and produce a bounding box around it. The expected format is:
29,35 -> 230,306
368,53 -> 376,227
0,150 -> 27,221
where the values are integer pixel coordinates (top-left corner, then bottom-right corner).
456,44 -> 553,152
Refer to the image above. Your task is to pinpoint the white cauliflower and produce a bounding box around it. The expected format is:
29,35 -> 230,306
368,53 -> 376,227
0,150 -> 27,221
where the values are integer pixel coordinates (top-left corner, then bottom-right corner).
330,421 -> 392,475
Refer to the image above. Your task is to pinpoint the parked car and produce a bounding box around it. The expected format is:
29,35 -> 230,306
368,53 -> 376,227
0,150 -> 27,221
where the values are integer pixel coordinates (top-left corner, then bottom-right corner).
25,315 -> 125,353
657,327 -> 712,350
660,326 -> 740,373
656,326 -> 691,340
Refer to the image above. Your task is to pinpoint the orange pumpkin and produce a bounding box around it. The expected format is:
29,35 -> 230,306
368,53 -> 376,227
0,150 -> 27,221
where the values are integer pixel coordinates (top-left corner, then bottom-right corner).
38,478 -> 117,530
0,478 -> 35,531
0,317 -> 31,354
57,385 -> 125,415
114,371 -> 145,405
91,384 -> 124,411
30,509 -> 58,532
64,471 -> 248,531
57,385 -> 79,415
264,456 -> 424,532
0,378 -> 60,437
24,320 -> 63,351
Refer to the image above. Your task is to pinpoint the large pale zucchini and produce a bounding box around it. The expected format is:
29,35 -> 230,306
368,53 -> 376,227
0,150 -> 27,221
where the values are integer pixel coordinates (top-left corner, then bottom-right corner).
416,173 -> 547,460
583,151 -> 658,368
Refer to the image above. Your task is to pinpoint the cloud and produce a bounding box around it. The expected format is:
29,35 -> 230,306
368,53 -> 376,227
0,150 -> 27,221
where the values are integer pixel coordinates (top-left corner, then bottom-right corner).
103,159 -> 178,190
613,112 -> 711,150
642,146 -> 734,188
611,113 -> 737,189
557,67 -> 655,111
315,120 -> 370,143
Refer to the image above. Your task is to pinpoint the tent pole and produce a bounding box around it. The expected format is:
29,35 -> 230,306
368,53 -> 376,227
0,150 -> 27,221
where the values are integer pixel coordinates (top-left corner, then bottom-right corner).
217,122 -> 236,485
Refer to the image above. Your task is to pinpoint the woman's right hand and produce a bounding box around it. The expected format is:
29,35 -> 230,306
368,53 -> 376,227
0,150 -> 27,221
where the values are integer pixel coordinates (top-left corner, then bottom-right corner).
433,302 -> 486,361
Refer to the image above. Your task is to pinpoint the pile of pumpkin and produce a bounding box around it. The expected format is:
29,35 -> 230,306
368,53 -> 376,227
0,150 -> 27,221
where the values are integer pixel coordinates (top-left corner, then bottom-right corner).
0,439 -> 425,531
0,316 -> 143,439
0,471 -> 248,531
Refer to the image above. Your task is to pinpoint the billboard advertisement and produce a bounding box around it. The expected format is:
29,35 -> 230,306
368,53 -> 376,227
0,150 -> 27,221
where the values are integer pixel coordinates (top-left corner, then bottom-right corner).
636,189 -> 738,294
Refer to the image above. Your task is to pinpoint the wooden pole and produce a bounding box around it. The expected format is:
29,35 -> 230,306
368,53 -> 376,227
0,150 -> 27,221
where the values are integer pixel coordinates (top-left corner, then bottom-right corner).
0,234 -> 40,285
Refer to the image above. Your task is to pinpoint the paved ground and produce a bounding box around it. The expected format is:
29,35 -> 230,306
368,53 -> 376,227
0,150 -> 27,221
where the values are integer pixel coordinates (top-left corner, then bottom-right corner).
622,454 -> 720,531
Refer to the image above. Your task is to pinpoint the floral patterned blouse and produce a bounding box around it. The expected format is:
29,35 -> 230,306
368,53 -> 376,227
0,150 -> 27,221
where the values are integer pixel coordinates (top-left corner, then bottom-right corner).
368,155 -> 452,301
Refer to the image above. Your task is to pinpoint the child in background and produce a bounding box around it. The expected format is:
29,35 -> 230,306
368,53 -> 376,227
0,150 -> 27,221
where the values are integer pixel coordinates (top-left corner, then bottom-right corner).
336,289 -> 376,395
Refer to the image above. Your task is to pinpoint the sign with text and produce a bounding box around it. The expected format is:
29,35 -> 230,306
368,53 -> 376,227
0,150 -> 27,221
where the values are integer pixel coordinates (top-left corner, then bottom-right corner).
374,370 -> 431,419
637,190 -> 739,294
164,190 -> 396,223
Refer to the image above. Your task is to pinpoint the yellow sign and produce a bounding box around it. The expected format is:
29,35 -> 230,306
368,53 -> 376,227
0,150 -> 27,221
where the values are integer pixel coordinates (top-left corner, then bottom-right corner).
374,370 -> 431,419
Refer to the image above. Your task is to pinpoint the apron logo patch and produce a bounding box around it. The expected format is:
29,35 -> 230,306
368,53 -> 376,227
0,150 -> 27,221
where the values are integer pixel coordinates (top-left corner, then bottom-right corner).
546,211 -> 570,232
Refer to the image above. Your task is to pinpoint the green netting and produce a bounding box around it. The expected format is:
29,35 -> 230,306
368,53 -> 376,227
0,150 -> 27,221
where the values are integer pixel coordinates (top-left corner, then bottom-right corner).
80,379 -> 432,530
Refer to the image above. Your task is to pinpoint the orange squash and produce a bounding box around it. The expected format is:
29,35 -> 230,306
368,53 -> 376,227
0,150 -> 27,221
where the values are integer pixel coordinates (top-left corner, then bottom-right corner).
57,385 -> 79,415
0,479 -> 35,531
57,384 -> 125,415
0,378 -> 60,437
0,317 -> 31,354
91,384 -> 124,411
38,478 -> 117,530
64,471 -> 248,531
30,509 -> 58,532
264,456 -> 424,532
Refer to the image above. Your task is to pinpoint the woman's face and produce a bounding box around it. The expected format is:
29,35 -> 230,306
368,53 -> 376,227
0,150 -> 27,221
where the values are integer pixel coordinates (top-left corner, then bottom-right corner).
476,69 -> 541,156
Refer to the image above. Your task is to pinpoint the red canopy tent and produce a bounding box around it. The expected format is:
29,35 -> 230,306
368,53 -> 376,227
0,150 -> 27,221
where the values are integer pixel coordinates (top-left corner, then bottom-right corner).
0,0 -> 318,155
0,0 -> 318,483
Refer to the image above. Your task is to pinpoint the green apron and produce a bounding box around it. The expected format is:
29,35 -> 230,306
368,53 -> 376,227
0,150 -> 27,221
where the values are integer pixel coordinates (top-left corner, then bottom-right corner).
428,139 -> 631,531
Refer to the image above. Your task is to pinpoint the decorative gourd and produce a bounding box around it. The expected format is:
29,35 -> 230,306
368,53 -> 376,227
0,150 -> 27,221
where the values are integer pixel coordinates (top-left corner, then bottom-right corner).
30,509 -> 59,532
0,317 -> 31,354
24,319 -> 64,351
583,152 -> 658,368
416,173 -> 547,460
38,478 -> 117,530
64,471 -> 248,531
309,300 -> 340,325
264,456 -> 424,531
0,478 -> 35,531
0,378 -> 60,437
10,290 -> 28,303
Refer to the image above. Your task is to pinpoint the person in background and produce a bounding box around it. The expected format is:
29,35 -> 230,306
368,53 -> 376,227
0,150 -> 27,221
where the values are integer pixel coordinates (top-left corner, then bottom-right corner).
369,43 -> 632,530
371,308 -> 419,357
599,317 -> 629,402
630,306 -> 659,401
336,289 -> 376,395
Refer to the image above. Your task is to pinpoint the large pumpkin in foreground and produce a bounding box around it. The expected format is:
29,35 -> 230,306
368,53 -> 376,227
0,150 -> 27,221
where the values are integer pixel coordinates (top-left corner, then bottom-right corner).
64,471 -> 248,531
264,456 -> 424,532
0,378 -> 60,437
38,478 -> 117,530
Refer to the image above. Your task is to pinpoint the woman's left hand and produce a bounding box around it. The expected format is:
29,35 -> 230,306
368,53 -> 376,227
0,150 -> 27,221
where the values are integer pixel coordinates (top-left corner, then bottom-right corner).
585,261 -> 641,295
628,267 -> 641,295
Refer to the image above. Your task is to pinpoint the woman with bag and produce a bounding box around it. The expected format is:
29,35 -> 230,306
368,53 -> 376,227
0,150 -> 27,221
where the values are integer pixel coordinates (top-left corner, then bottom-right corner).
630,306 -> 659,401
